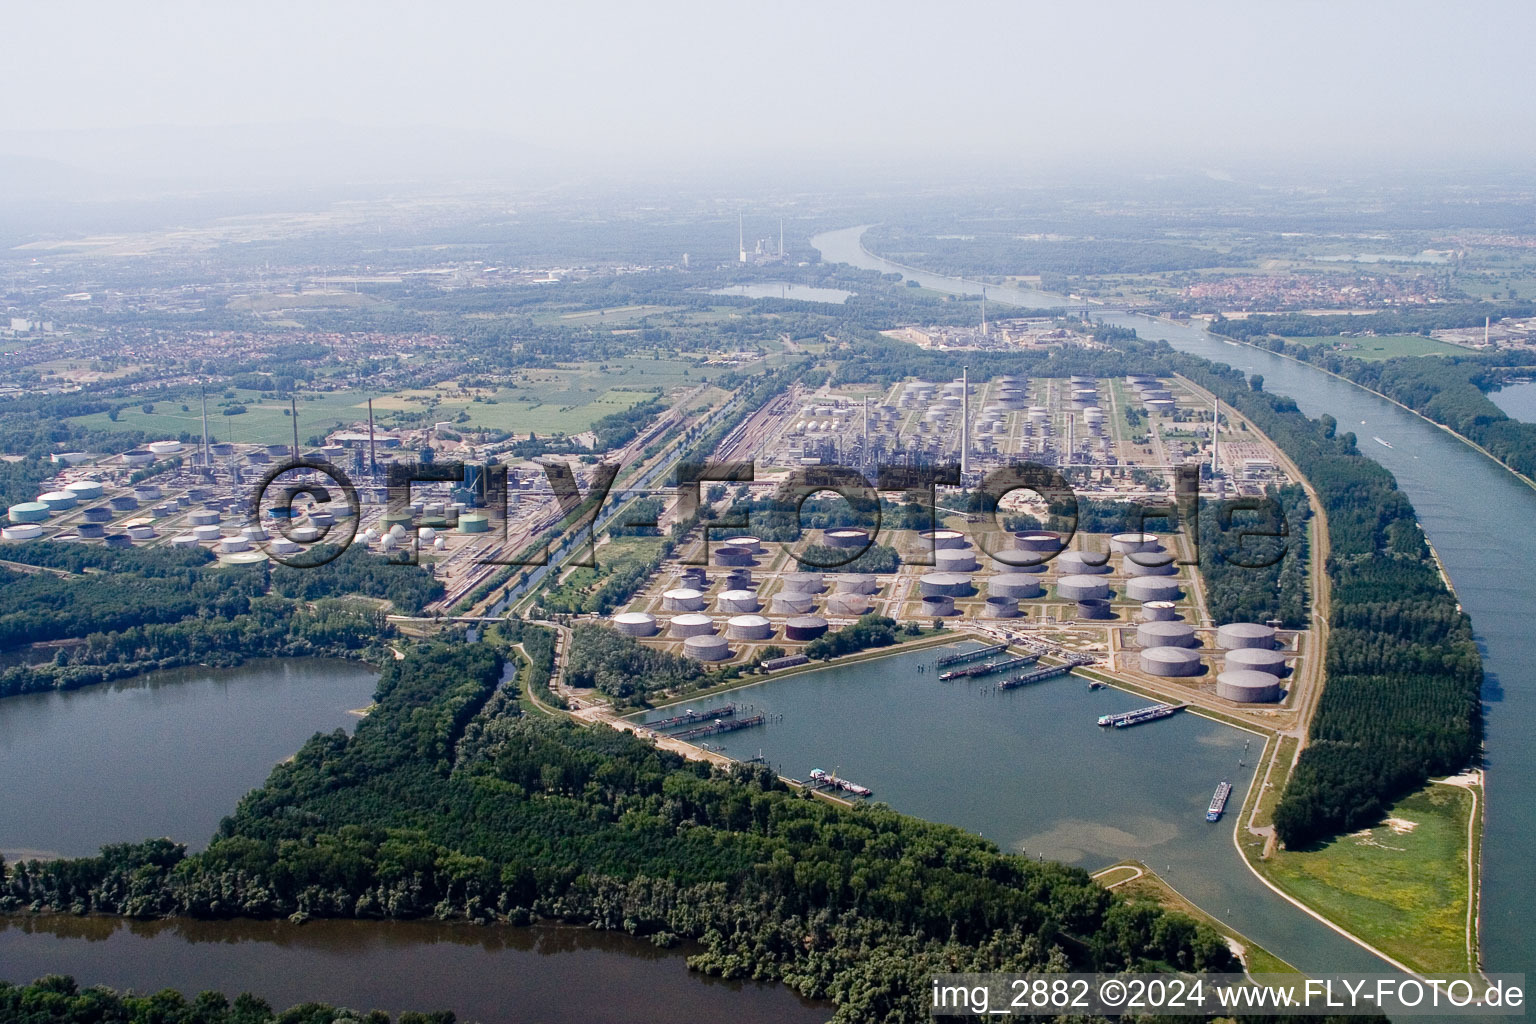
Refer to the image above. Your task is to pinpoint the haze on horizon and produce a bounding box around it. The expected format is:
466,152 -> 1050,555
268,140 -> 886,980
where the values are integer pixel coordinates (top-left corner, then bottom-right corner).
3,0 -> 1534,193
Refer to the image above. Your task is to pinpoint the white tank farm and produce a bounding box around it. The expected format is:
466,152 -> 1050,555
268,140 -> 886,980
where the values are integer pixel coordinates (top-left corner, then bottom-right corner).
919,572 -> 974,598
823,528 -> 870,549
1216,670 -> 1281,703
780,572 -> 825,595
919,595 -> 956,617
770,592 -> 815,614
825,593 -> 872,616
37,490 -> 78,511
1110,532 -> 1160,554
1224,648 -> 1288,676
612,611 -> 659,637
682,634 -> 732,662
1056,574 -> 1110,601
934,548 -> 977,572
981,596 -> 1021,619
1077,598 -> 1113,620
1125,576 -> 1184,602
662,588 -> 706,612
1123,554 -> 1176,576
669,613 -> 715,638
1216,622 -> 1277,650
170,533 -> 200,547
1140,646 -> 1203,676
918,529 -> 967,550
191,524 -> 222,541
833,573 -> 878,594
64,480 -> 105,500
716,589 -> 760,613
726,614 -> 773,641
1,524 -> 42,541
1055,551 -> 1110,575
1137,621 -> 1198,648
989,573 -> 1044,599
1140,600 -> 1178,621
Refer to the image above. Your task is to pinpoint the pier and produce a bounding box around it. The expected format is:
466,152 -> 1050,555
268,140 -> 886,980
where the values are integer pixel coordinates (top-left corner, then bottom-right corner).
805,768 -> 872,797
938,654 -> 1039,681
996,662 -> 1075,690
935,643 -> 1007,668
672,714 -> 765,741
650,704 -> 737,730
1096,703 -> 1187,728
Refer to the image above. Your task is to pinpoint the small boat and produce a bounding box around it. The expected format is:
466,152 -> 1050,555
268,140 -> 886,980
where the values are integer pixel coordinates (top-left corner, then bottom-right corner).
1373,436 -> 1393,449
1207,780 -> 1233,822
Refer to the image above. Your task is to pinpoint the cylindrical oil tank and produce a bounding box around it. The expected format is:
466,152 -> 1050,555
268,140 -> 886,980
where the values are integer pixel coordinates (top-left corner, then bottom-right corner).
726,614 -> 773,641
722,535 -> 763,555
1140,600 -> 1178,621
919,572 -> 973,598
682,634 -> 731,661
120,449 -> 154,466
724,569 -> 754,590
1077,598 -> 1113,620
290,525 -> 321,545
1110,532 -> 1159,554
669,613 -> 714,638
678,567 -> 708,589
38,490 -> 78,511
210,442 -> 234,457
934,548 -> 977,572
148,440 -> 183,456
244,525 -> 269,541
612,611 -> 659,637
188,509 -> 220,526
833,573 -> 877,594
1216,670 -> 1281,703
770,592 -> 815,614
784,615 -> 829,641
825,593 -> 871,616
919,595 -> 956,617
1224,648 -> 1288,676
1,523 -> 43,541
1216,622 -> 1277,650
918,529 -> 967,550
982,596 -> 1021,618
151,503 -> 176,518
218,535 -> 249,553
1140,646 -> 1202,676
74,522 -> 105,538
781,572 -> 825,595
990,573 -> 1044,599
662,588 -> 705,612
1056,574 -> 1110,601
1137,621 -> 1198,648
990,548 -> 1047,572
81,507 -> 112,523
1056,551 -> 1110,575
455,512 -> 490,534
103,533 -> 133,549
1014,531 -> 1061,552
64,480 -> 105,500
713,545 -> 755,567
170,533 -> 199,547
1123,554 -> 1176,576
192,524 -> 221,541
717,589 -> 760,613
132,484 -> 162,501
126,525 -> 156,541
1126,577 -> 1184,603
8,502 -> 50,523
823,528 -> 870,549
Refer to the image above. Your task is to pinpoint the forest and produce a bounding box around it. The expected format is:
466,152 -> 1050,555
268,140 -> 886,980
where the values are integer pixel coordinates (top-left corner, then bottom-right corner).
1171,354 -> 1481,847
1197,484 -> 1311,629
563,622 -> 703,700
0,640 -> 1237,1024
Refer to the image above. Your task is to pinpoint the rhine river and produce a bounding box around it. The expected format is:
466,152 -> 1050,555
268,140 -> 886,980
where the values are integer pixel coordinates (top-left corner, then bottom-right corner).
812,225 -> 1535,976
0,659 -> 826,1022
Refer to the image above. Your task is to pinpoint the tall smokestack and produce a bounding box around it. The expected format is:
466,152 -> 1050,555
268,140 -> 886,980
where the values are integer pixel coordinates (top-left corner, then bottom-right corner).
367,397 -> 378,477
739,214 -> 746,264
961,366 -> 970,477
1212,398 -> 1220,475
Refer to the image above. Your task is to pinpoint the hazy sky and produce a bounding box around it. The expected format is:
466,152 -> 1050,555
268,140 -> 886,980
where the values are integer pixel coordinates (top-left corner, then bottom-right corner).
4,1 -> 1534,179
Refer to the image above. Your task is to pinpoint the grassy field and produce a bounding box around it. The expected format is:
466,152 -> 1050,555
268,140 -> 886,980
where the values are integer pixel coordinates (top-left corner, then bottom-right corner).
1260,781 -> 1476,973
68,388 -> 381,445
1285,334 -> 1474,360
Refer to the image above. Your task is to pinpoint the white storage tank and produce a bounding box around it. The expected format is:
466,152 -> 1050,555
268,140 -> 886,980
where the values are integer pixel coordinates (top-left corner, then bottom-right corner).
662,588 -> 706,612
126,525 -> 156,541
1140,600 -> 1178,621
132,485 -> 162,501
1140,646 -> 1203,677
823,528 -> 870,549
612,611 -> 659,637
64,480 -> 105,500
934,548 -> 977,573
1216,670 -> 1281,703
171,533 -> 200,548
1055,551 -> 1110,575
919,572 -> 974,598
188,509 -> 220,527
989,573 -> 1044,599
1056,574 -> 1110,601
825,593 -> 871,616
1077,598 -> 1113,620
722,535 -> 763,555
1125,577 -> 1184,603
38,490 -> 78,511
1110,532 -> 1159,554
982,596 -> 1021,618
1224,648 -> 1288,676
148,441 -> 183,456
1216,622 -> 1277,650
770,592 -> 815,615
781,572 -> 826,595
1123,554 -> 1176,577
669,613 -> 715,638
918,529 -> 967,550
717,589 -> 760,613
219,536 -> 250,553
1,524 -> 43,541
1137,621 -> 1198,648
830,574 -> 876,594
682,634 -> 732,662
919,595 -> 956,617
726,614 -> 774,641
191,524 -> 222,541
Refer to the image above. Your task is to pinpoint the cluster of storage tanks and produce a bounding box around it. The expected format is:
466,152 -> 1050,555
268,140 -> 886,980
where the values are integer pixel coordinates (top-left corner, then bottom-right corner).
1128,374 -> 1176,415
1130,616 -> 1286,701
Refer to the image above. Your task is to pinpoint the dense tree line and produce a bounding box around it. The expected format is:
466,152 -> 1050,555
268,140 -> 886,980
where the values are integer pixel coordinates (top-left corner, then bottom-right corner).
804,614 -> 907,660
794,542 -> 900,573
866,225 -> 1231,277
1197,484 -> 1311,628
0,975 -> 455,1024
1,641 -> 1236,1023
1170,354 -> 1481,847
270,545 -> 444,614
564,623 -> 703,699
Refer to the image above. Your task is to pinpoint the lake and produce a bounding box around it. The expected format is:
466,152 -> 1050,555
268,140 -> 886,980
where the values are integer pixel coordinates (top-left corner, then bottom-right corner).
1489,380 -> 1536,423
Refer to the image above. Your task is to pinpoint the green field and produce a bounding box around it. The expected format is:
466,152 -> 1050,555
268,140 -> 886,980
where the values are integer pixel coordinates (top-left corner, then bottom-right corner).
1261,782 -> 1476,973
69,389 -> 381,446
1285,334 -> 1473,360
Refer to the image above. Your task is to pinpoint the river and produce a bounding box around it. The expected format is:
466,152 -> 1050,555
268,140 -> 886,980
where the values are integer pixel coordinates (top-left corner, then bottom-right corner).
812,225 -> 1534,976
